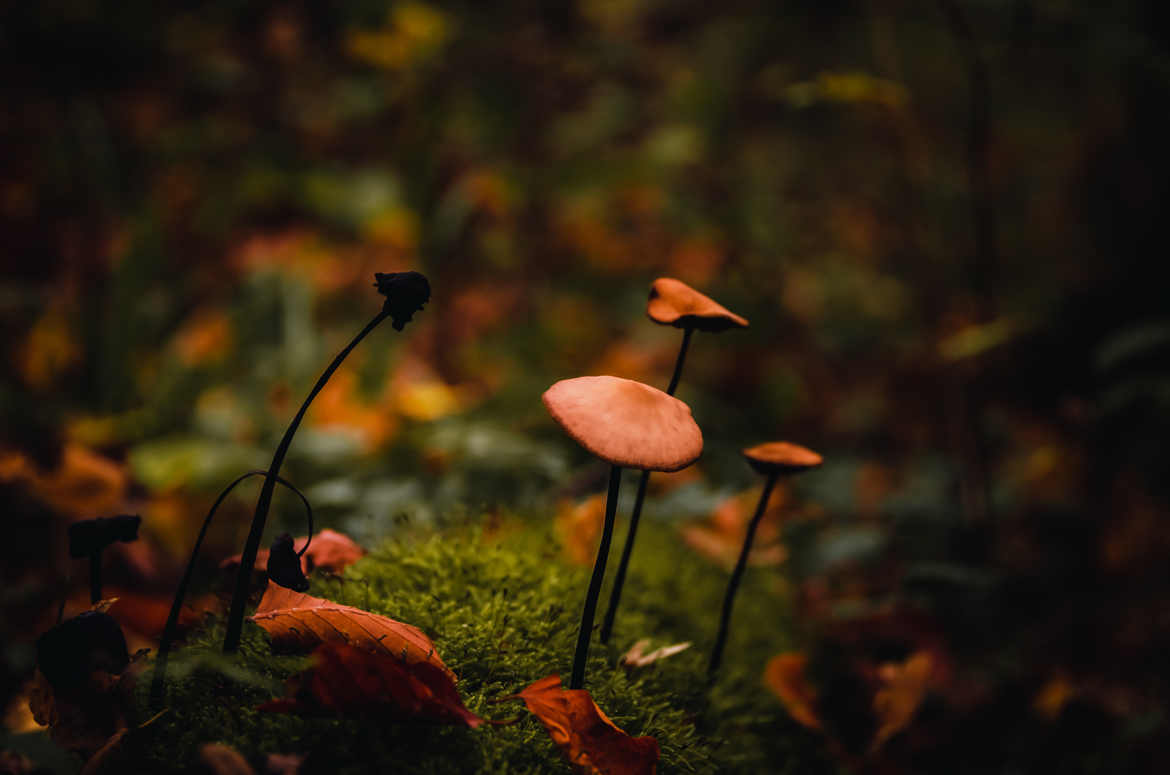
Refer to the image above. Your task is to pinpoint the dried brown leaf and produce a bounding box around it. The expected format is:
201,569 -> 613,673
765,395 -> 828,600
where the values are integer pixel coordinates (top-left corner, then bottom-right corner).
507,674 -> 659,775
260,643 -> 482,728
249,584 -> 450,677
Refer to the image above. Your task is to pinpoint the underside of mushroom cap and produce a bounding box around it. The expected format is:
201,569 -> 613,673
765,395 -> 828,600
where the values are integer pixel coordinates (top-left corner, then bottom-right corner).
742,441 -> 823,475
646,277 -> 749,332
543,376 -> 703,472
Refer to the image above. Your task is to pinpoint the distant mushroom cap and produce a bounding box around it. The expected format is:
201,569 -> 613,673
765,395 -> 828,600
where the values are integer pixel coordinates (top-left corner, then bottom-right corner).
742,441 -> 823,476
646,277 -> 749,332
543,376 -> 703,472
68,514 -> 141,558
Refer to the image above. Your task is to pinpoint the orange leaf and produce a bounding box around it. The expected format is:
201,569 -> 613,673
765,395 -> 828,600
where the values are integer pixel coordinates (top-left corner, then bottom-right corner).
870,651 -> 933,751
508,674 -> 659,775
222,528 -> 364,576
104,590 -> 217,640
764,653 -> 822,730
260,643 -> 482,728
249,584 -> 450,677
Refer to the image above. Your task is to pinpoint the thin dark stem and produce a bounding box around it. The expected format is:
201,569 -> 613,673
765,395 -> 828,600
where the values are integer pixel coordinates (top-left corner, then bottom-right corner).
151,470 -> 312,706
598,326 -> 692,645
223,308 -> 388,653
88,552 -> 101,604
665,327 -> 693,396
599,469 -> 650,644
570,464 -> 621,690
708,471 -> 779,678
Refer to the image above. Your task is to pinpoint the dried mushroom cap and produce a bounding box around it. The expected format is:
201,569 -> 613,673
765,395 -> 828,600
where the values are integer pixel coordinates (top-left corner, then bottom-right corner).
742,441 -> 823,475
68,514 -> 141,558
646,277 -> 749,332
543,376 -> 703,472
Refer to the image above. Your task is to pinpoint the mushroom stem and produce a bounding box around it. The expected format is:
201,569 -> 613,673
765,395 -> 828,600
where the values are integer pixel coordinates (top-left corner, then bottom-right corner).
599,326 -> 692,644
665,326 -> 693,396
153,470 -> 312,706
708,470 -> 779,678
223,308 -> 389,654
570,464 -> 622,690
88,551 -> 102,604
598,469 -> 650,644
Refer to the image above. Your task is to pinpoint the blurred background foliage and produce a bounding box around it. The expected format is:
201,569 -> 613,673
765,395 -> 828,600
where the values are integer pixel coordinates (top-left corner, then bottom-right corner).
2,0 -> 1169,771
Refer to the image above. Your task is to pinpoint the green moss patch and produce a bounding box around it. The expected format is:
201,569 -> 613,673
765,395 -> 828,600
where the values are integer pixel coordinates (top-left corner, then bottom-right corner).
135,517 -> 834,773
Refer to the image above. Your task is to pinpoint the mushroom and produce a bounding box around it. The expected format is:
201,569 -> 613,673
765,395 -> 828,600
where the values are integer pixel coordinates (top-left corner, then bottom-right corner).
543,376 -> 703,689
600,278 -> 747,644
707,441 -> 822,677
222,272 -> 429,654
68,514 -> 141,603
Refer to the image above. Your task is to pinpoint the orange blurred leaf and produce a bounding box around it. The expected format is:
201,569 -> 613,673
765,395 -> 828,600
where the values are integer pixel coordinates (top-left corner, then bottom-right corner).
870,651 -> 933,751
260,643 -> 481,727
764,653 -> 822,730
506,674 -> 659,775
249,584 -> 450,677
555,494 -> 607,566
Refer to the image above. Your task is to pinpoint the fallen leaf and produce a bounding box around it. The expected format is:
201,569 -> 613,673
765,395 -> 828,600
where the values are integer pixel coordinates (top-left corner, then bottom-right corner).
870,651 -> 933,751
506,674 -> 659,775
555,494 -> 607,566
222,529 -> 364,576
679,488 -> 790,568
764,653 -> 822,731
263,753 -> 304,775
620,640 -> 692,669
104,589 -> 217,640
260,643 -> 482,728
249,584 -> 450,676
199,743 -> 256,775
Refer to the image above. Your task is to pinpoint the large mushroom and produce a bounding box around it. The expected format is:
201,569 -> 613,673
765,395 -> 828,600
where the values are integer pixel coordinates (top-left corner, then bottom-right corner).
600,278 -> 747,644
708,441 -> 822,677
543,376 -> 703,689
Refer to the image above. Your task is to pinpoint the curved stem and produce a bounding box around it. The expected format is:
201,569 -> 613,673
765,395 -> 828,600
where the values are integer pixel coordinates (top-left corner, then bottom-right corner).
223,309 -> 388,653
151,470 -> 312,707
708,471 -> 779,678
570,464 -> 621,690
599,327 -> 692,645
599,469 -> 649,644
665,326 -> 693,396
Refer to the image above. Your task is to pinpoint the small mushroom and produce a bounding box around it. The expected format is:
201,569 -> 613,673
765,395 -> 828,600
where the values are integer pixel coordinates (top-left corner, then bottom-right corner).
266,533 -> 310,592
543,376 -> 703,689
68,514 -> 141,603
600,278 -> 748,644
708,441 -> 822,678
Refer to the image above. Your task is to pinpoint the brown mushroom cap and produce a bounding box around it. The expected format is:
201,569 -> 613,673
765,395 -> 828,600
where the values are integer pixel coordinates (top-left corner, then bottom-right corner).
742,441 -> 823,476
646,277 -> 749,332
543,376 -> 703,472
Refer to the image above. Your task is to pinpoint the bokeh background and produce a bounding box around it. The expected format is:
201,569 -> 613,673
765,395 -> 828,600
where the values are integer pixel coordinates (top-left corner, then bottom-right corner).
2,0 -> 1168,771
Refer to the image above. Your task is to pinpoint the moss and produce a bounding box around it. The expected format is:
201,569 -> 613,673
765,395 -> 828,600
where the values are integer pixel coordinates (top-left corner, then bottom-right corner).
134,515 -> 836,774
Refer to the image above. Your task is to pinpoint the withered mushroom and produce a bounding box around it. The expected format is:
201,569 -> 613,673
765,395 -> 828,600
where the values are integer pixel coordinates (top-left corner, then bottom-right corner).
708,441 -> 822,677
222,271 -> 429,654
600,278 -> 748,644
68,514 -> 141,603
543,376 -> 702,689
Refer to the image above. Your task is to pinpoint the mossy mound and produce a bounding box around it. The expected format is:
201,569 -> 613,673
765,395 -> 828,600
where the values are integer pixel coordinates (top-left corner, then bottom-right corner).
134,517 -> 833,773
